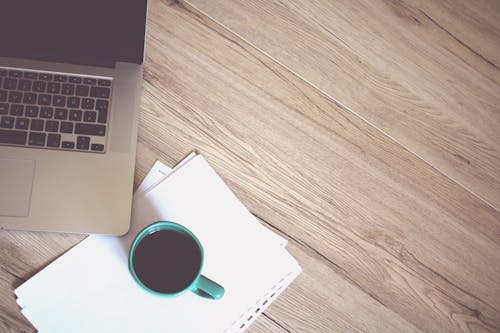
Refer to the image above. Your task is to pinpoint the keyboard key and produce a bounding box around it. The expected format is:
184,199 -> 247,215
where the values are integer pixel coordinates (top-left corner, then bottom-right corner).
67,96 -> 80,108
25,106 -> 39,117
75,123 -> 106,136
40,107 -> 53,118
45,120 -> 59,132
62,141 -> 75,149
8,91 -> 22,103
52,95 -> 66,107
60,121 -> 73,133
33,81 -> 46,92
83,78 -> 97,85
47,133 -> 61,147
15,118 -> 29,130
10,104 -> 24,116
97,109 -> 108,123
39,73 -> 52,80
38,94 -> 51,105
0,103 -> 8,114
69,109 -> 82,121
95,99 -> 108,111
47,82 -> 60,94
82,98 -> 94,110
75,85 -> 89,96
3,78 -> 17,90
76,136 -> 90,150
96,100 -> 108,123
30,119 -> 44,131
1,116 -> 15,128
54,108 -> 68,120
91,143 -> 104,152
9,70 -> 22,78
23,92 -> 37,104
28,132 -> 46,146
18,79 -> 32,91
0,90 -> 6,102
54,75 -> 67,82
97,79 -> 111,86
24,72 -> 37,79
90,86 -> 110,98
61,83 -> 75,95
0,129 -> 27,145
83,111 -> 97,122
69,76 -> 82,83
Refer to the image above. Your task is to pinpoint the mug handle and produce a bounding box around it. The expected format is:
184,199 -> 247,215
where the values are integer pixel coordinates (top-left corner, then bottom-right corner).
192,275 -> 225,300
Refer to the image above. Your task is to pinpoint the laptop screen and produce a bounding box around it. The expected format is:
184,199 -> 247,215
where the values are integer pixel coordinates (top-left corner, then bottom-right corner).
0,0 -> 148,68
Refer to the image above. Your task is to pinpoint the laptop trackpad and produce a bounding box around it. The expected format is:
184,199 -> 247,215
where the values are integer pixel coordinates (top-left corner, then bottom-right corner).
0,158 -> 35,217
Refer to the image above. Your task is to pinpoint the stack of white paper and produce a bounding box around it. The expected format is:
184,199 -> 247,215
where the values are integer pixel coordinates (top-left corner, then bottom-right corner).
15,153 -> 301,333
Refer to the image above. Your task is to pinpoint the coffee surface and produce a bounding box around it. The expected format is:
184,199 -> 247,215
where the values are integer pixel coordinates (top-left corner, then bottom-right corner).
132,229 -> 202,293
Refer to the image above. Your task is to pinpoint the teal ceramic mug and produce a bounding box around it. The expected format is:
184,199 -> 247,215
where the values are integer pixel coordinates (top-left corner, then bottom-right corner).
128,221 -> 225,300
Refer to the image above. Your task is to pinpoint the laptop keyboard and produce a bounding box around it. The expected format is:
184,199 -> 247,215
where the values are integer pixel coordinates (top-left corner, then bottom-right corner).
0,67 -> 112,153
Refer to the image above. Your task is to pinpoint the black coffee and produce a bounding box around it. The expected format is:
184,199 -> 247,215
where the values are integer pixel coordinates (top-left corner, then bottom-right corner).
132,229 -> 202,294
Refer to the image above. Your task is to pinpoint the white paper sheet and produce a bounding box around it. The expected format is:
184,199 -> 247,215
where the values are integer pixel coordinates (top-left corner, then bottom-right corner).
15,153 -> 300,333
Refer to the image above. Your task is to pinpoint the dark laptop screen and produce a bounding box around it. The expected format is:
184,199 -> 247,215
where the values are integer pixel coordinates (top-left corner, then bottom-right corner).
0,0 -> 147,68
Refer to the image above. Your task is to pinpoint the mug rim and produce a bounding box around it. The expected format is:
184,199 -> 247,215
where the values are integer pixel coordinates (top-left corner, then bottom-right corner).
128,221 -> 205,297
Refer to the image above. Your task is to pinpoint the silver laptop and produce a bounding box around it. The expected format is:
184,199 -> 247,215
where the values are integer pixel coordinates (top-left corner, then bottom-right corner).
0,0 -> 148,235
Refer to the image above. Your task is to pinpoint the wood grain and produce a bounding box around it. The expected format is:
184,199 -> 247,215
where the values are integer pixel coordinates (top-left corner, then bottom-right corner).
139,2 -> 498,331
183,0 -> 500,210
245,315 -> 289,333
1,1 -> 499,333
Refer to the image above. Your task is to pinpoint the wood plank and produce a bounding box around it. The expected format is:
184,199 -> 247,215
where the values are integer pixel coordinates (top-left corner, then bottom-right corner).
246,314 -> 288,333
1,1 -> 499,332
183,0 -> 500,209
255,219 -> 423,333
137,1 -> 500,331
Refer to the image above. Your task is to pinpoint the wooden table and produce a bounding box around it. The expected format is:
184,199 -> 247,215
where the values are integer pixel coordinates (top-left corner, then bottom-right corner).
1,1 -> 499,332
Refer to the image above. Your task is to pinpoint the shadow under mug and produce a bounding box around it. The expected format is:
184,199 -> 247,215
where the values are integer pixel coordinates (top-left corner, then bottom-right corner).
128,221 -> 225,300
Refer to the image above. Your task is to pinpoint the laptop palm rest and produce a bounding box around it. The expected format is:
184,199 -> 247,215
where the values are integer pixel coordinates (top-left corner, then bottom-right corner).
0,158 -> 35,217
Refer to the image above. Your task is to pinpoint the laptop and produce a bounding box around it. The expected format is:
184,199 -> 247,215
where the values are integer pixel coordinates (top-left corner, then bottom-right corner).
0,0 -> 148,235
